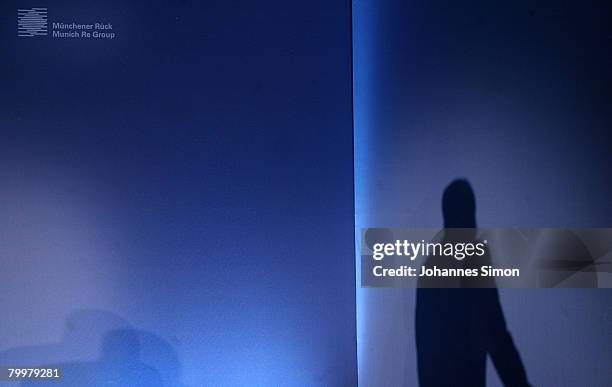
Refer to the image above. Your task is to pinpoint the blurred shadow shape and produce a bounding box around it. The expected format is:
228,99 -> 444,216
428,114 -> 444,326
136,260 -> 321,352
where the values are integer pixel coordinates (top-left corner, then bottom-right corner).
0,309 -> 130,367
0,309 -> 184,387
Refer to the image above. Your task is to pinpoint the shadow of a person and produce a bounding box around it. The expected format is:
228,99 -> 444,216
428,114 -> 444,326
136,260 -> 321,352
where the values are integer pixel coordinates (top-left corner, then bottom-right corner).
415,179 -> 530,387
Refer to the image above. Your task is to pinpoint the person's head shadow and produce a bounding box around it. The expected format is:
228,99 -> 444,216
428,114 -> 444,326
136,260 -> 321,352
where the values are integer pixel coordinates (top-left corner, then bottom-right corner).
439,178 -> 480,246
442,178 -> 476,229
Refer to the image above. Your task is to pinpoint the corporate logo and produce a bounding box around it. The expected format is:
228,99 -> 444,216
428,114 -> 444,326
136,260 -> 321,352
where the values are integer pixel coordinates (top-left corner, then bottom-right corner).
17,7 -> 116,40
17,8 -> 48,37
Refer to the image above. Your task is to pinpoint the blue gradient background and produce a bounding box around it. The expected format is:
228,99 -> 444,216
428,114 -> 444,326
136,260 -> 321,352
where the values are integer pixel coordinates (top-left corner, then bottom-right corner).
354,0 -> 612,385
0,0 -> 356,385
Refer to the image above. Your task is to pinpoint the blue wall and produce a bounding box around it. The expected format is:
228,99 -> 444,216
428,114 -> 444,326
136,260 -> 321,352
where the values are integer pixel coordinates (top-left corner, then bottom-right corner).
353,0 -> 612,385
0,0 -> 356,385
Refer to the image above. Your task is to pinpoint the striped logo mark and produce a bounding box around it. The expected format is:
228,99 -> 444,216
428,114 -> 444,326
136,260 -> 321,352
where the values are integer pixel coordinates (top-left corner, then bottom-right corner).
18,8 -> 48,37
